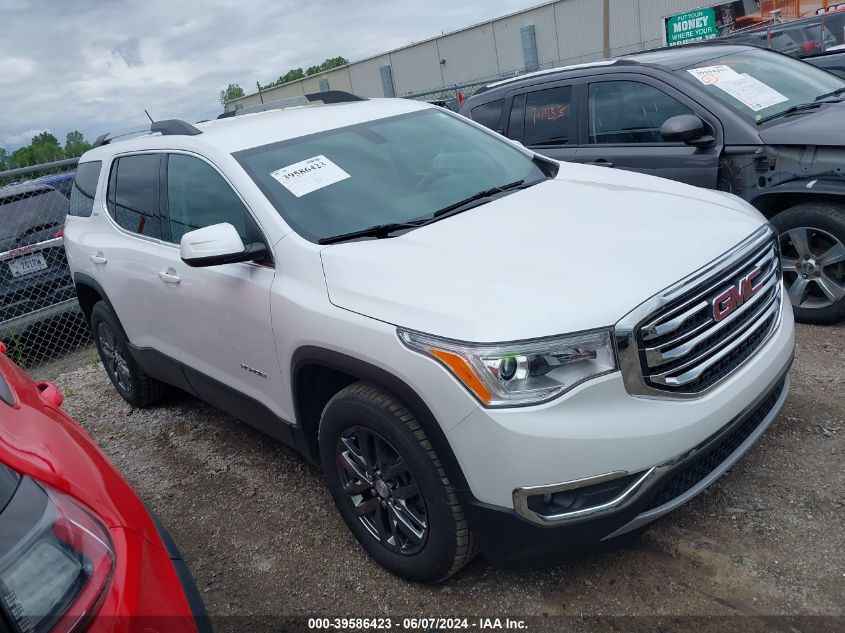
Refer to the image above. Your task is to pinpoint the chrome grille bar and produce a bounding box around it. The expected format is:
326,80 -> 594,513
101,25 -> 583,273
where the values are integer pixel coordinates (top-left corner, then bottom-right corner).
640,243 -> 777,343
643,256 -> 779,366
615,225 -> 783,398
647,294 -> 780,388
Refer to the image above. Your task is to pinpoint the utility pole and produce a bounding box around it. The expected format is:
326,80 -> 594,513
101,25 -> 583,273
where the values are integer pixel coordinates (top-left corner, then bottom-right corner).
602,0 -> 611,59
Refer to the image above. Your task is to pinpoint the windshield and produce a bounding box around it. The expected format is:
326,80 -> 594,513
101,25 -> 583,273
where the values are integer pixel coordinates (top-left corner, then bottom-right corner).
676,49 -> 845,124
235,109 -> 546,242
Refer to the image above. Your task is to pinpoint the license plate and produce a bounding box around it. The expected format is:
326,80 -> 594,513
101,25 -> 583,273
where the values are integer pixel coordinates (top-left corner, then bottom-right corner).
8,253 -> 48,278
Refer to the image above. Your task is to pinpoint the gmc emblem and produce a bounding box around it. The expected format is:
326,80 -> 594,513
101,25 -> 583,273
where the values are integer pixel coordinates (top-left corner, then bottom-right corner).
713,268 -> 764,322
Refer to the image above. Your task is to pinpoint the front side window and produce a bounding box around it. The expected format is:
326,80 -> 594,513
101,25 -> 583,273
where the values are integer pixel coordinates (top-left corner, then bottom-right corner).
68,161 -> 101,217
107,154 -> 162,239
676,48 -> 845,123
235,109 -> 546,242
166,154 -> 247,243
470,99 -> 504,131
589,81 -> 692,144
523,86 -> 574,147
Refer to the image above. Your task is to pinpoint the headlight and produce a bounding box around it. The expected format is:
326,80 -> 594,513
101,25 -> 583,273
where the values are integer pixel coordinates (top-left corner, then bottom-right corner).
398,328 -> 617,407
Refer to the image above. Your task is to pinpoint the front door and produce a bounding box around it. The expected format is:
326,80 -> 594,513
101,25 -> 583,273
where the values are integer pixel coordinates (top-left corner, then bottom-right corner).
157,152 -> 285,422
574,77 -> 721,188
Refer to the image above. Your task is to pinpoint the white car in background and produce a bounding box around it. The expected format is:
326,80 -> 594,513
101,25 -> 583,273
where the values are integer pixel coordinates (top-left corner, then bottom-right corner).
63,92 -> 794,582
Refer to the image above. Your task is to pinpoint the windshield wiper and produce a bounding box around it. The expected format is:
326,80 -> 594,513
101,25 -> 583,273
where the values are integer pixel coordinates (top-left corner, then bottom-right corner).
317,220 -> 429,245
815,86 -> 845,102
317,179 -> 541,244
431,179 -> 530,219
756,102 -> 824,125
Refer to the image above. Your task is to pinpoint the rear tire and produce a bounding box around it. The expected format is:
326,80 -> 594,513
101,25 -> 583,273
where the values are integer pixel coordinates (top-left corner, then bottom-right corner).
90,301 -> 167,407
319,381 -> 478,583
772,202 -> 845,325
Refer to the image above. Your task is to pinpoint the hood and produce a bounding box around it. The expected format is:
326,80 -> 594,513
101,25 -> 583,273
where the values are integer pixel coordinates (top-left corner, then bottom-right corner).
758,100 -> 845,146
320,164 -> 766,342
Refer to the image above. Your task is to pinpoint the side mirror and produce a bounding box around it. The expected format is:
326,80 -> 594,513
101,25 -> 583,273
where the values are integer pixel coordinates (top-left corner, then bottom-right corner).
660,114 -> 713,146
180,222 -> 268,268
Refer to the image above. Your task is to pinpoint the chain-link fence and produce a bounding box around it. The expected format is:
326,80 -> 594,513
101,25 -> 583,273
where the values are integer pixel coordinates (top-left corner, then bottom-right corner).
0,158 -> 92,369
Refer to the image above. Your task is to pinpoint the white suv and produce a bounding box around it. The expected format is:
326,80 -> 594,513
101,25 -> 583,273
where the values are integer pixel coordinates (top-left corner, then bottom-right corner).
64,92 -> 795,582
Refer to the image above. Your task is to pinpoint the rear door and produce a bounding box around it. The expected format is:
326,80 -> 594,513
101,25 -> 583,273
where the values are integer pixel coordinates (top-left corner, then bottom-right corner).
503,81 -> 582,162
93,153 -> 173,352
574,75 -> 722,188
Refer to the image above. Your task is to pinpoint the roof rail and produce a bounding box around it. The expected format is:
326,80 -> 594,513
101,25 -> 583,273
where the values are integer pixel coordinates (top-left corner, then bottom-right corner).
93,119 -> 202,148
217,90 -> 366,119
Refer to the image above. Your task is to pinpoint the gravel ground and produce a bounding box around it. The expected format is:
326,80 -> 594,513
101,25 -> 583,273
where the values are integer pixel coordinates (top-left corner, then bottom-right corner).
50,323 -> 843,630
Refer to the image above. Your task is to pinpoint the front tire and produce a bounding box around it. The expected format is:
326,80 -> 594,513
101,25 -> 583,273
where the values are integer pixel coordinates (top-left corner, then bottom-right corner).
772,202 -> 845,325
319,382 -> 478,583
90,301 -> 167,407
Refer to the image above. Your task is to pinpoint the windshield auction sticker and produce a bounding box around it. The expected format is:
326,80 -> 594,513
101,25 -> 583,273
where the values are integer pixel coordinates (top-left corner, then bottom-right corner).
687,64 -> 740,85
270,155 -> 350,197
715,74 -> 788,111
687,65 -> 788,111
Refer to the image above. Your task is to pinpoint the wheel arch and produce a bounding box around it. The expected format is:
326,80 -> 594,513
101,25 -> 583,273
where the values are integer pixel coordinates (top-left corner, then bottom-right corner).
290,346 -> 470,492
73,273 -> 110,324
751,181 -> 845,219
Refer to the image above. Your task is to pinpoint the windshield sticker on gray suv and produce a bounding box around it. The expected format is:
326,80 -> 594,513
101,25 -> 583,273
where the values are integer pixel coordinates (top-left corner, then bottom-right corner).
269,155 -> 350,197
688,66 -> 788,111
687,64 -> 740,85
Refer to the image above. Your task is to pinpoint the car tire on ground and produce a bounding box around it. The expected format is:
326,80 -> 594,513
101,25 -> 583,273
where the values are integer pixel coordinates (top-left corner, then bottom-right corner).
319,381 -> 478,583
772,202 -> 845,325
90,301 -> 168,407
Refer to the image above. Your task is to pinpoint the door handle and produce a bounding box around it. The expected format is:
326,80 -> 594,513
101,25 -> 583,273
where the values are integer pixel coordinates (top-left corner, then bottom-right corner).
157,269 -> 181,284
587,159 -> 614,168
89,253 -> 107,265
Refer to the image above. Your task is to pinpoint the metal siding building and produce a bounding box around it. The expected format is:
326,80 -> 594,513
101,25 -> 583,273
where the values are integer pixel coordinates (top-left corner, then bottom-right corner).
225,0 -> 739,110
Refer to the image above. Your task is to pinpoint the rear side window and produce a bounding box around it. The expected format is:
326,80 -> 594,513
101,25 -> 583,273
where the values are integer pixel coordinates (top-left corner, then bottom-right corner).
106,155 -> 162,240
166,154 -> 247,243
523,86 -> 574,147
470,99 -> 504,131
68,161 -> 102,217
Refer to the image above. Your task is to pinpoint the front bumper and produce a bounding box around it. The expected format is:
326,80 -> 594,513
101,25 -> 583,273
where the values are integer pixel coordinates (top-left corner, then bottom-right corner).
445,295 -> 794,562
458,363 -> 790,563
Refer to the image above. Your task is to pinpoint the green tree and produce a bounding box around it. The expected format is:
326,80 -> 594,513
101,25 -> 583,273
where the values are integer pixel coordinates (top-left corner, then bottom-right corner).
0,147 -> 8,171
219,83 -> 245,105
64,130 -> 91,158
320,56 -> 348,72
306,56 -> 349,76
10,145 -> 35,168
30,132 -> 65,163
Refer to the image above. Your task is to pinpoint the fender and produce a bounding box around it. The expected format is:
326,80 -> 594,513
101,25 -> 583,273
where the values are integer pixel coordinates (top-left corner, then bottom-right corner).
290,346 -> 471,493
751,177 -> 845,212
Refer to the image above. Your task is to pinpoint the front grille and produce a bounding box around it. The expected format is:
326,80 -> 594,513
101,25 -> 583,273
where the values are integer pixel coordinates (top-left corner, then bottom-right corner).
644,377 -> 786,511
635,230 -> 781,394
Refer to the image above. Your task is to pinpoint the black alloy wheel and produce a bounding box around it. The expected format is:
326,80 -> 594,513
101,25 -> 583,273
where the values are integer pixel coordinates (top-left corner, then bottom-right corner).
97,321 -> 133,393
336,426 -> 429,555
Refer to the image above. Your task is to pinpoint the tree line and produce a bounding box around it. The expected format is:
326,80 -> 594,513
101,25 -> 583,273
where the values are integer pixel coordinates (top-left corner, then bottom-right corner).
219,55 -> 349,105
0,131 -> 92,171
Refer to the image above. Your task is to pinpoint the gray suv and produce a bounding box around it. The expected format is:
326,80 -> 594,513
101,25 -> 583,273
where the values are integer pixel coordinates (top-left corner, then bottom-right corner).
461,44 -> 845,325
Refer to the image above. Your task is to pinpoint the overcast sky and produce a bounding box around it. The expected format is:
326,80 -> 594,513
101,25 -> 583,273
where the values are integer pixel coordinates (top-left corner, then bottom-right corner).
0,0 -> 533,152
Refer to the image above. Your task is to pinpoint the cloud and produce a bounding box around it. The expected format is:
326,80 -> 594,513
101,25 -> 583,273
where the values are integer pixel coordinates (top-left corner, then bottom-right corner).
1,128 -> 49,147
111,38 -> 144,68
0,0 -> 530,152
